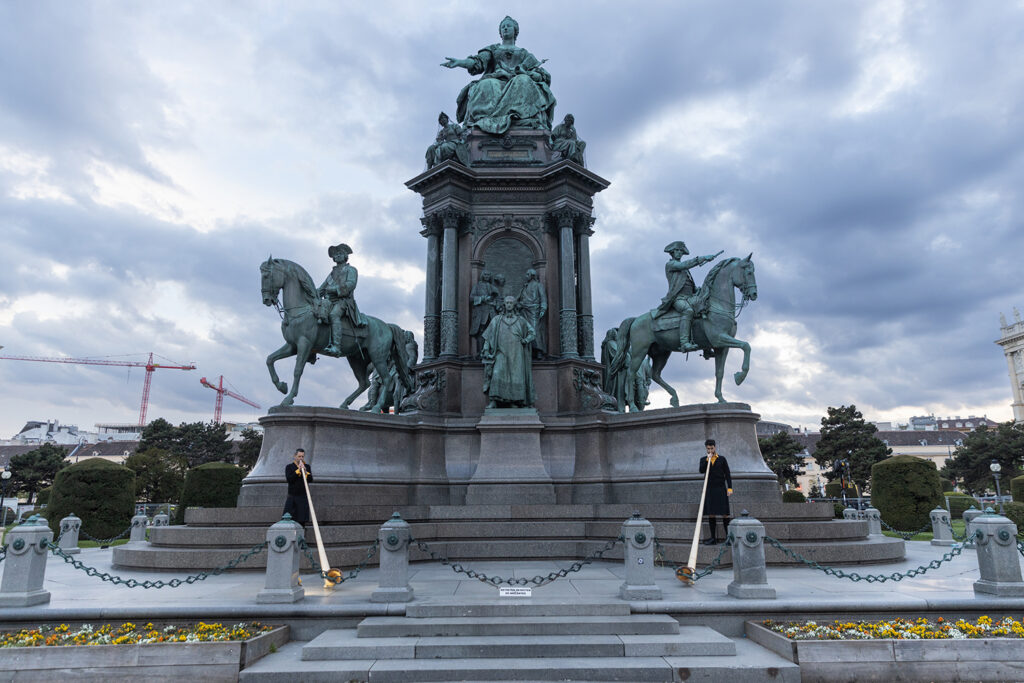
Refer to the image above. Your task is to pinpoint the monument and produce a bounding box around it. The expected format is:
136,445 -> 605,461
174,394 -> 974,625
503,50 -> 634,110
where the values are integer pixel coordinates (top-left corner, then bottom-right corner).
115,17 -> 903,571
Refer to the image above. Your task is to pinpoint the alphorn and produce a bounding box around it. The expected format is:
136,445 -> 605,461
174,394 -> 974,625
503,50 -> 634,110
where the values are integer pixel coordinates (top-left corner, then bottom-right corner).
300,463 -> 340,588
678,455 -> 713,585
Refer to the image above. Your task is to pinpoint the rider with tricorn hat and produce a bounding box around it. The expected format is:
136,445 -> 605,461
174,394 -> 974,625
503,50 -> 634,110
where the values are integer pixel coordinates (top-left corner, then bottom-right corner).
653,241 -> 722,352
318,242 -> 366,355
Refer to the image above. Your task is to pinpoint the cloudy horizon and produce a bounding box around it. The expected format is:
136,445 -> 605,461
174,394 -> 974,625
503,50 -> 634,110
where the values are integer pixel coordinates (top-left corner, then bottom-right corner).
1,1 -> 1021,439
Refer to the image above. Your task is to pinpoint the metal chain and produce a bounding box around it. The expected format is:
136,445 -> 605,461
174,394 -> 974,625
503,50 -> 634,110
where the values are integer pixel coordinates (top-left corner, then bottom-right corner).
408,535 -> 624,587
653,534 -> 734,582
944,519 -> 968,542
0,545 -> 6,564
296,538 -> 380,584
1018,540 -> 1024,559
764,535 -> 963,583
78,526 -> 133,545
879,519 -> 933,540
46,540 -> 267,588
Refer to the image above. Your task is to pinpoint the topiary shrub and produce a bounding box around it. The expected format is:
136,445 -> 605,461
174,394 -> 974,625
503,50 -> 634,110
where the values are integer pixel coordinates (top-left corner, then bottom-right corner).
1012,475 -> 1024,503
46,458 -> 135,539
1002,502 -> 1024,532
833,502 -> 845,519
939,477 -> 954,492
782,489 -> 806,503
943,492 -> 980,518
871,455 -> 943,531
36,487 -> 52,506
824,482 -> 858,500
175,462 -> 246,524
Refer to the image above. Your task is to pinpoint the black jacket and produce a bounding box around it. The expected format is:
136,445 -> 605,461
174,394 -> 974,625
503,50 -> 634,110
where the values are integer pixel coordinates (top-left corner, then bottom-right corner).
285,462 -> 312,497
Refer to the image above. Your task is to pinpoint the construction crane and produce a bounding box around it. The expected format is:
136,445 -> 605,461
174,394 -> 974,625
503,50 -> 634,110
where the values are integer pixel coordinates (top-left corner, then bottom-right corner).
0,352 -> 197,426
200,376 -> 260,423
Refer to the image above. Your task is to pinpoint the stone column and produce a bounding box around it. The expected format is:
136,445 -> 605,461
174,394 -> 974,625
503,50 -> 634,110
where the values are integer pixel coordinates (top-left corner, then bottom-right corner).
0,515 -> 52,607
58,513 -> 81,555
128,513 -> 148,543
963,506 -> 983,548
972,510 -> 1024,596
257,515 -> 304,604
842,507 -> 862,521
152,513 -> 169,528
553,209 -> 578,359
863,507 -> 882,537
930,507 -> 954,546
439,210 -> 461,358
421,218 -> 441,361
727,513 -> 776,599
371,513 -> 414,603
576,223 -> 595,360
619,514 -> 661,600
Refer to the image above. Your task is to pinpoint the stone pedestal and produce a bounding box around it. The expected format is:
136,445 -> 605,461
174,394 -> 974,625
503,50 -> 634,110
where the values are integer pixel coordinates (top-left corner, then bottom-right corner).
963,506 -> 983,548
257,516 -> 304,604
618,514 -> 661,600
58,513 -> 81,555
465,409 -> 555,505
128,514 -> 148,543
930,507 -> 955,547
371,513 -> 414,603
0,516 -> 52,607
863,507 -> 882,537
727,514 -> 776,599
972,511 -> 1024,597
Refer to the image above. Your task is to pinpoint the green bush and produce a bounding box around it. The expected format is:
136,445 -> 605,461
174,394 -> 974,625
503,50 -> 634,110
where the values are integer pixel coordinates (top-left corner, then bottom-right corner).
1002,502 -> 1024,533
939,477 -> 954,492
36,487 -> 52,506
824,482 -> 858,499
1012,475 -> 1024,503
782,489 -> 806,503
871,455 -> 943,531
46,458 -> 135,539
175,462 -> 246,524
943,492 -> 980,518
833,502 -> 845,519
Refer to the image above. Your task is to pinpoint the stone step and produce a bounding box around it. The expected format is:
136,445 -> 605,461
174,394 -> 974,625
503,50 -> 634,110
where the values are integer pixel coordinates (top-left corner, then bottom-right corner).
357,614 -> 680,638
302,627 -> 735,660
406,600 -> 630,618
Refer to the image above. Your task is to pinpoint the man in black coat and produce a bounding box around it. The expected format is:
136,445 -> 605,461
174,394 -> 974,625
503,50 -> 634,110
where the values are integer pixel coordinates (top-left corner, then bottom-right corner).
283,448 -> 313,526
698,439 -> 732,544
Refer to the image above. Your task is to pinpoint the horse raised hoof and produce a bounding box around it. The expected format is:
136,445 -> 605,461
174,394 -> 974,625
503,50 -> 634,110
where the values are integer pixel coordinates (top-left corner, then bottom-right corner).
275,381 -> 288,394
734,370 -> 747,385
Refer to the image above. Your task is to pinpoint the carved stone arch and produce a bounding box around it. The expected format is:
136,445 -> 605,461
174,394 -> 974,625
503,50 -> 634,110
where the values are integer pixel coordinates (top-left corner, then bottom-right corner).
471,228 -> 546,305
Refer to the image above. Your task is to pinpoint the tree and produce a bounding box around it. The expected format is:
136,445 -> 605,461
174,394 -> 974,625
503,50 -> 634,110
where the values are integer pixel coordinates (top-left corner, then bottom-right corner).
237,428 -> 263,471
124,448 -> 185,503
138,418 -> 232,470
812,405 -> 891,492
9,444 -> 68,504
758,431 -> 805,487
138,418 -> 179,454
940,421 -> 1024,495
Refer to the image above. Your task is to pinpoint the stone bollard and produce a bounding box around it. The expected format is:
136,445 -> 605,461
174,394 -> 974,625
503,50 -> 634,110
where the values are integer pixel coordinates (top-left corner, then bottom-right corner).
842,507 -> 862,521
371,512 -> 414,603
863,507 -> 883,537
0,515 -> 53,607
930,507 -> 954,546
58,513 -> 82,555
727,512 -> 776,599
618,513 -> 661,600
972,509 -> 1024,596
128,513 -> 148,543
152,513 -> 169,528
257,515 -> 304,603
963,506 -> 982,549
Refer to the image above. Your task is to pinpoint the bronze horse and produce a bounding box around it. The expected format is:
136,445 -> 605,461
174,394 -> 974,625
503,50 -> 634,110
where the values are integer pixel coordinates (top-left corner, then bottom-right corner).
609,255 -> 757,410
260,257 -> 412,408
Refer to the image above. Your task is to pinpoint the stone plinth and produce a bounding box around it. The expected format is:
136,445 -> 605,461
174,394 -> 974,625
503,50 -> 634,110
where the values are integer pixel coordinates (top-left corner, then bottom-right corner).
465,409 -> 555,505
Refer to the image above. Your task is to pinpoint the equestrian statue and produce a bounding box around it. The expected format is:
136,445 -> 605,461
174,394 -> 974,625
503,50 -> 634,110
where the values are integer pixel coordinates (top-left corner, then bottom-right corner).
607,242 -> 758,411
260,245 -> 413,409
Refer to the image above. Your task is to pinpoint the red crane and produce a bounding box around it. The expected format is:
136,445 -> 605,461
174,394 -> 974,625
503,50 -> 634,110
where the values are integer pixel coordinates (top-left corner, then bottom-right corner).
200,375 -> 261,423
0,352 -> 196,426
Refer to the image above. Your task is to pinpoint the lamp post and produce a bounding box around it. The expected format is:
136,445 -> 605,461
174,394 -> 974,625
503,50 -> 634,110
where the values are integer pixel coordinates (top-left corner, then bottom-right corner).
990,460 -> 1004,514
1,469 -> 12,529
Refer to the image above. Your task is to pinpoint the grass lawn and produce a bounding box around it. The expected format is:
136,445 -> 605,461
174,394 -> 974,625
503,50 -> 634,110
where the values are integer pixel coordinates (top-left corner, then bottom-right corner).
882,518 -> 967,542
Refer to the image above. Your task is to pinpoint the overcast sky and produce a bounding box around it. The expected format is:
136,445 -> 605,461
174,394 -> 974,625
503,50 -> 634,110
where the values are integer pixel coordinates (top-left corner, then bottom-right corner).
1,1 -> 1021,438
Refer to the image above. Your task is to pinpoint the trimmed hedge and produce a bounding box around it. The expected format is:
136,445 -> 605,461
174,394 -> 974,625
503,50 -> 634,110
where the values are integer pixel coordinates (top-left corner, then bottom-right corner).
46,458 -> 135,539
782,489 -> 806,503
1002,502 -> 1024,533
175,462 -> 246,524
1012,475 -> 1024,503
871,455 -> 943,531
36,487 -> 52,506
824,482 -> 859,499
943,492 -> 980,518
939,477 -> 954,492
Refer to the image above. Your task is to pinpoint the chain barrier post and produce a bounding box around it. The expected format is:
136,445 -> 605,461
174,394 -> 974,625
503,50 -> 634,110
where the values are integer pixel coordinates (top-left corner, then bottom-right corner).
58,513 -> 82,556
862,506 -> 882,537
152,512 -> 170,528
0,515 -> 52,607
726,511 -> 775,599
257,514 -> 304,604
842,507 -> 862,521
128,513 -> 148,543
929,507 -> 954,546
962,506 -> 982,549
973,508 -> 1024,596
618,513 -> 661,600
372,512 -> 414,603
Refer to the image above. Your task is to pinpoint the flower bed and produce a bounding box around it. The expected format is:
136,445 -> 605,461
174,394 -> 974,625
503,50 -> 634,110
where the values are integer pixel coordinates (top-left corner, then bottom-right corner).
0,621 -> 288,682
746,617 -> 1024,683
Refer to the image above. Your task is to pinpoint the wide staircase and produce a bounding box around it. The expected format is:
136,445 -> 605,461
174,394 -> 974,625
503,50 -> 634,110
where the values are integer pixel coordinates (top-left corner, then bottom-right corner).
240,600 -> 798,682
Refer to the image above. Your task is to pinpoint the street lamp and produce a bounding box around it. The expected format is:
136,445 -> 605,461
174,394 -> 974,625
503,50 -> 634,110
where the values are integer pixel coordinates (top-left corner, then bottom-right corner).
1,469 -> 12,529
990,460 -> 1004,514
